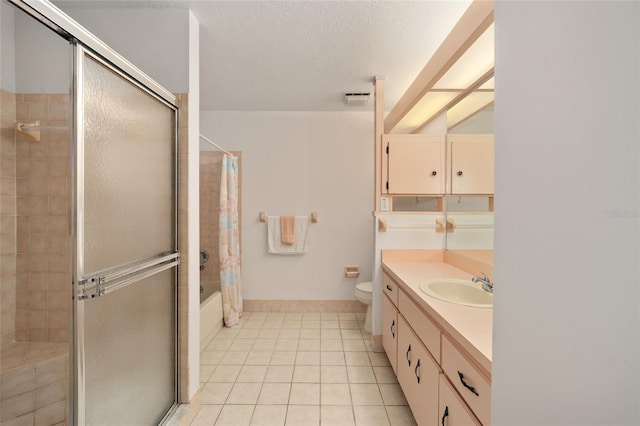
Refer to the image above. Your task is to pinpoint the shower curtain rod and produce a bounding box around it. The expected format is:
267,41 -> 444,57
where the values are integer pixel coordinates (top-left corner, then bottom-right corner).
199,133 -> 235,157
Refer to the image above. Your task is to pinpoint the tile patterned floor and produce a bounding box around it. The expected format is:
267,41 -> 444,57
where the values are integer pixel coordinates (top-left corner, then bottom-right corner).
192,312 -> 417,426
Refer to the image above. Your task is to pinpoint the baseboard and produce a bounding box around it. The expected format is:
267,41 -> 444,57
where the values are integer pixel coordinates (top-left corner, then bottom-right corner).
371,334 -> 384,353
176,389 -> 201,426
243,299 -> 366,313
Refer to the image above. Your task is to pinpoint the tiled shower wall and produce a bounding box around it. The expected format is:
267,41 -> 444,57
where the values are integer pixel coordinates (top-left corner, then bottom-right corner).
14,93 -> 70,343
1,89 -> 18,347
199,151 -> 223,294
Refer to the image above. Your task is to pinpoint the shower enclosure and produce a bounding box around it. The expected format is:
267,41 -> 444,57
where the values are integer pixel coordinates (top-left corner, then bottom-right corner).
1,1 -> 179,424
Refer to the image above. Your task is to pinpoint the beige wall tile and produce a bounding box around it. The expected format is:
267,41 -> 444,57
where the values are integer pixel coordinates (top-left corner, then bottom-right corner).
0,391 -> 35,422
35,380 -> 66,409
0,367 -> 35,400
33,400 -> 66,426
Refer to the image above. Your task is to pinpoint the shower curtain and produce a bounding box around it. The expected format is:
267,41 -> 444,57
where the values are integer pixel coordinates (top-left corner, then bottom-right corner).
219,154 -> 243,326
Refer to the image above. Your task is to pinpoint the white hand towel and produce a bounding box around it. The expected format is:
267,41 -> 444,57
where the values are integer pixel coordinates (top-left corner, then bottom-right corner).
268,216 -> 309,254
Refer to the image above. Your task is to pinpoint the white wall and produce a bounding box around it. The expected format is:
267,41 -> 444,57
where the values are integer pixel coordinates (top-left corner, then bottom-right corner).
493,2 -> 639,425
201,111 -> 374,300
1,1 -> 16,92
186,10 -> 200,399
58,7 -> 189,93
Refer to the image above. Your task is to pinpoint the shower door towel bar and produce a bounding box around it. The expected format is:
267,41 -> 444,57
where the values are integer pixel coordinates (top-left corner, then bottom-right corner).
259,211 -> 318,223
78,251 -> 180,300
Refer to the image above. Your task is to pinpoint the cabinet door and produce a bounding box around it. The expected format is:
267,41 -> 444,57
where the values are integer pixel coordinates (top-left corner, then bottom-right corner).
387,135 -> 444,194
449,136 -> 494,194
382,294 -> 398,375
438,375 -> 481,426
397,316 -> 439,426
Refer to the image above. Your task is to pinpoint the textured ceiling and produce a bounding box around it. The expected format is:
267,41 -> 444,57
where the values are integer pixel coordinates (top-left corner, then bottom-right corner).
53,1 -> 471,111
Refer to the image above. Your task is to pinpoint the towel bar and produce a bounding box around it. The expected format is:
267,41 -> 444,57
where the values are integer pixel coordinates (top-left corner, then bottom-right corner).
259,212 -> 318,223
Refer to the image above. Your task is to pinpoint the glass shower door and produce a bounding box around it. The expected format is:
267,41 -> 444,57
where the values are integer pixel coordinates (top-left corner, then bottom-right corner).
73,47 -> 178,425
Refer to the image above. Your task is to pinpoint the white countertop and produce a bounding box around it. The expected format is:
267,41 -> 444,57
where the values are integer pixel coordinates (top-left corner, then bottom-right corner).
382,260 -> 493,375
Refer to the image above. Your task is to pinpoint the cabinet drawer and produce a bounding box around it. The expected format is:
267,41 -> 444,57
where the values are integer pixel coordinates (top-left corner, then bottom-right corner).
382,273 -> 398,307
442,336 -> 490,425
439,375 -> 481,426
398,289 -> 441,363
382,294 -> 398,375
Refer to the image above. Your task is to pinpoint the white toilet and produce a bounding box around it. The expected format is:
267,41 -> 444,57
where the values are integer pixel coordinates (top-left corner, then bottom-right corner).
355,281 -> 373,333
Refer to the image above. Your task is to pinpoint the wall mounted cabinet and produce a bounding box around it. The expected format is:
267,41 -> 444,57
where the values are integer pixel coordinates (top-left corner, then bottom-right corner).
384,134 -> 445,195
448,134 -> 494,195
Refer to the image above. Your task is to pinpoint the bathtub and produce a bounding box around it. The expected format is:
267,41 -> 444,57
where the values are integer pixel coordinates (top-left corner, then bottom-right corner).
200,290 -> 223,350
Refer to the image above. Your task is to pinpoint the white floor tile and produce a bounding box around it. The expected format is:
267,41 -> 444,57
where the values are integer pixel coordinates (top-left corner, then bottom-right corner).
274,339 -> 299,351
209,365 -> 242,383
321,405 -> 355,426
297,339 -> 320,351
350,384 -> 383,405
301,320 -> 320,330
230,339 -> 256,351
200,365 -> 215,383
296,351 -> 320,366
264,365 -> 294,383
200,382 -> 233,404
215,404 -> 255,426
344,352 -> 371,366
191,404 -> 222,425
270,351 -> 297,366
206,339 -> 233,351
347,366 -> 376,384
321,366 -> 348,383
258,329 -> 281,339
299,329 -> 321,339
253,339 -> 278,351
378,384 -> 408,406
373,366 -> 398,384
285,405 -> 320,426
292,365 -> 320,383
353,405 -> 390,426
219,350 -> 250,365
250,405 -> 287,426
237,365 -> 268,383
385,406 -> 417,426
320,383 -> 352,406
245,351 -> 274,366
258,383 -> 291,405
198,312 -> 416,426
321,329 -> 342,339
201,350 -> 226,365
342,340 -> 366,352
321,351 -> 346,366
321,339 -> 344,351
289,383 -> 320,405
226,383 -> 262,404
368,352 -> 391,367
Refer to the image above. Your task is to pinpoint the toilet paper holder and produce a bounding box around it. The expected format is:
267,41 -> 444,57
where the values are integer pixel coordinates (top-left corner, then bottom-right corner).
345,265 -> 360,278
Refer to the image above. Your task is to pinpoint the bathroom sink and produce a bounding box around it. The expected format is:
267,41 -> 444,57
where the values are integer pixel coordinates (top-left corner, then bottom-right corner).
419,279 -> 493,308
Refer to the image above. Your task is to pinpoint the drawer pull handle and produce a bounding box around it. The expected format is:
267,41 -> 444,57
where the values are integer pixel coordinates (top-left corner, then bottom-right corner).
391,319 -> 395,338
441,406 -> 449,426
386,284 -> 393,291
458,371 -> 479,396
414,359 -> 421,383
406,344 -> 412,366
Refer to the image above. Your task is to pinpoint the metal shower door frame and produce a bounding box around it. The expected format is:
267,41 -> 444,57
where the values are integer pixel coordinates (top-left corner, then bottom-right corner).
5,1 -> 181,424
72,45 -> 180,425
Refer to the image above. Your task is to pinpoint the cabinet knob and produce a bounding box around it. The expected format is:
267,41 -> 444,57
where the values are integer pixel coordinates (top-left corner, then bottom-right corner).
431,171 -> 437,176
441,406 -> 449,426
457,171 -> 463,176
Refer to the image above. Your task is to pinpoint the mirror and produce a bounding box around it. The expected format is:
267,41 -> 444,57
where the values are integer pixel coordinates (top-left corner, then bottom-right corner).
445,96 -> 494,268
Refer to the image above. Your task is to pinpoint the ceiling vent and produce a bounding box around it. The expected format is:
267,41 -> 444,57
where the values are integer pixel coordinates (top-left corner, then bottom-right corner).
344,92 -> 370,106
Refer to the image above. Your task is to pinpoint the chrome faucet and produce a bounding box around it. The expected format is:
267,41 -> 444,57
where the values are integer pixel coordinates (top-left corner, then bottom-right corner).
472,273 -> 494,293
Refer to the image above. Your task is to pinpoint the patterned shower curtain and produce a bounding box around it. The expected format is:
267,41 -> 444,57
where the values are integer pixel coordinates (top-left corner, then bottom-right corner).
219,154 -> 242,326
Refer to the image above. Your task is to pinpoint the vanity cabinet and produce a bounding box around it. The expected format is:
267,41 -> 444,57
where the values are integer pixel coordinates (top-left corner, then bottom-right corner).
397,315 -> 440,426
382,271 -> 488,425
382,294 -> 398,375
448,135 -> 494,195
384,134 -> 445,195
439,375 -> 481,426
